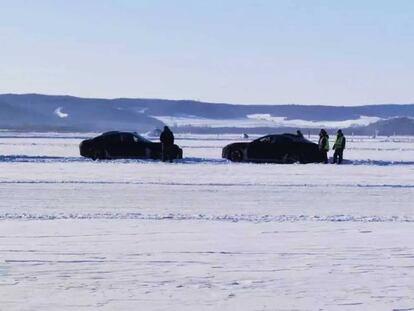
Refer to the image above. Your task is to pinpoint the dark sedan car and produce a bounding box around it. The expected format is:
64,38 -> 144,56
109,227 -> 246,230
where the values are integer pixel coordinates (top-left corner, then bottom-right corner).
222,133 -> 324,164
80,131 -> 183,160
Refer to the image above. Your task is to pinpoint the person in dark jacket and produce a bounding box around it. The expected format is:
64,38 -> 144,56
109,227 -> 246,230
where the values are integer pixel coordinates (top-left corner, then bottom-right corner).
160,126 -> 175,162
318,129 -> 329,164
332,129 -> 346,164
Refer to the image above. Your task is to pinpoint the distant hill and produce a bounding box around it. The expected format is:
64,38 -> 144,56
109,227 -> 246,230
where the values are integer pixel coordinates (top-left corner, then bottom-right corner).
0,94 -> 164,132
1,93 -> 414,134
354,117 -> 414,136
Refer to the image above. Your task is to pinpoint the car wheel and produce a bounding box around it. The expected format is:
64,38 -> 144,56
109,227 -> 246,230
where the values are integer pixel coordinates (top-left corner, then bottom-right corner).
282,153 -> 291,164
177,149 -> 183,159
230,149 -> 243,162
298,153 -> 305,164
94,149 -> 107,160
91,149 -> 100,161
283,153 -> 301,164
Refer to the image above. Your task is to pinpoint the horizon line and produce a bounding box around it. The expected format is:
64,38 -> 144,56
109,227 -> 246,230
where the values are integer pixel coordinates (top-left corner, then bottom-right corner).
0,92 -> 411,108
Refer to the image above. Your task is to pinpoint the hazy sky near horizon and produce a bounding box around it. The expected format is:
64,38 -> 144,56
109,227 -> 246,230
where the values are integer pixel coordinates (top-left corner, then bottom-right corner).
1,0 -> 414,106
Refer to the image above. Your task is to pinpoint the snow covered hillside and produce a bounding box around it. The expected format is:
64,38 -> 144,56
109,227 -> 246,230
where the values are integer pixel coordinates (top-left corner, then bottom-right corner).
0,133 -> 413,310
154,114 -> 382,129
1,94 -> 414,134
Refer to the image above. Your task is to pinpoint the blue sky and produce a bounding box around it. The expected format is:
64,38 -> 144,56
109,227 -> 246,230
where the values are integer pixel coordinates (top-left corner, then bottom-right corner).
1,0 -> 414,105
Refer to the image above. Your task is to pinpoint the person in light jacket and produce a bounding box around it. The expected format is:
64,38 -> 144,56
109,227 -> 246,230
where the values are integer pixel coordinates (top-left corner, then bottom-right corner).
332,129 -> 346,164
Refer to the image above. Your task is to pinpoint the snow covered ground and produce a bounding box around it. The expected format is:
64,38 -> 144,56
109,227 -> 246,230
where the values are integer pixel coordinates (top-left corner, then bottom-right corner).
0,132 -> 413,310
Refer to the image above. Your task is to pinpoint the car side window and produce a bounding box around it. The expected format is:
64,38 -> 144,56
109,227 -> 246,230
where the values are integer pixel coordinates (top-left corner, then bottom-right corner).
259,136 -> 272,143
272,136 -> 291,145
270,136 -> 279,144
105,134 -> 121,144
120,134 -> 133,143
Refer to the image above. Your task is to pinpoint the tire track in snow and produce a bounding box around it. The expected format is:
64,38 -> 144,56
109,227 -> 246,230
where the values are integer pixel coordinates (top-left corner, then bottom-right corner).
0,180 -> 413,188
0,213 -> 413,223
1,155 -> 414,166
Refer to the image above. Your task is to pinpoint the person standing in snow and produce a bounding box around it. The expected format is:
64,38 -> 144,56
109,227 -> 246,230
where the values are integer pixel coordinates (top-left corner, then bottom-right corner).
160,126 -> 175,162
332,129 -> 346,164
318,129 -> 329,164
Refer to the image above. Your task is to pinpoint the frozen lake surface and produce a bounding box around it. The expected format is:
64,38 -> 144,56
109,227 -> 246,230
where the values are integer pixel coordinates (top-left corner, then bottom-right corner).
0,133 -> 413,310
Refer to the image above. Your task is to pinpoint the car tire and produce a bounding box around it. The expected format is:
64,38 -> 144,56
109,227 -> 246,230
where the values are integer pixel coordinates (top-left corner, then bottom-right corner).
177,149 -> 183,159
91,149 -> 99,161
282,153 -> 291,164
93,149 -> 107,160
298,153 -> 305,164
230,149 -> 243,162
283,153 -> 301,164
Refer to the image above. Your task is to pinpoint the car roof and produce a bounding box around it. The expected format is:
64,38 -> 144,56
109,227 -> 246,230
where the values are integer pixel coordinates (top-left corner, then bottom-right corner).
101,131 -> 136,136
101,131 -> 121,136
260,133 -> 314,144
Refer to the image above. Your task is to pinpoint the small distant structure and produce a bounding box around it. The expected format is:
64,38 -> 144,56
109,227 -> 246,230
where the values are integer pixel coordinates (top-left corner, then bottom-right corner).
242,133 -> 249,139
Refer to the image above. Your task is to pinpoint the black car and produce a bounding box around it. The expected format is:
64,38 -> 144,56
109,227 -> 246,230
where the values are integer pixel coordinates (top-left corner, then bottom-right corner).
222,133 -> 324,164
80,131 -> 183,160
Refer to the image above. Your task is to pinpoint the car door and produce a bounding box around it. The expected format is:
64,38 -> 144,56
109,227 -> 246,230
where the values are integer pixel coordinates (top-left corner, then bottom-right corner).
271,136 -> 293,161
103,133 -> 123,157
247,136 -> 273,161
247,135 -> 291,162
129,134 -> 149,157
118,133 -> 137,157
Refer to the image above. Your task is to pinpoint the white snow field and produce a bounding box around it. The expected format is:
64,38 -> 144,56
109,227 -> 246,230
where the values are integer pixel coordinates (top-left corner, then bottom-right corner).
154,115 -> 382,129
0,133 -> 413,310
